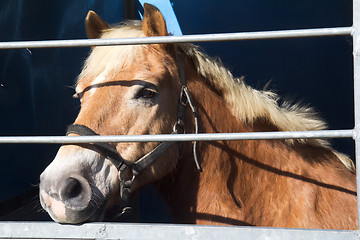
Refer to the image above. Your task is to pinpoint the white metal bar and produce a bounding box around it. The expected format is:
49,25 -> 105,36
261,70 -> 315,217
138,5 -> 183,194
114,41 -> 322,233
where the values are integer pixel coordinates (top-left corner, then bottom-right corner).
0,129 -> 354,144
0,27 -> 352,49
0,222 -> 357,240
352,0 -> 360,230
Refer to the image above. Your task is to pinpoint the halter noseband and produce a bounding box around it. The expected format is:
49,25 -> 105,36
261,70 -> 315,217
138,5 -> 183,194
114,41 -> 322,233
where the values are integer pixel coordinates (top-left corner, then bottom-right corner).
66,52 -> 202,206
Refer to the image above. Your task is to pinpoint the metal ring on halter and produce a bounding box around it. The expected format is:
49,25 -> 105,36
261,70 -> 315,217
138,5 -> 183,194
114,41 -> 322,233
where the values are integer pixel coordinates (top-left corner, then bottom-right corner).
173,120 -> 185,134
118,169 -> 136,184
118,170 -> 136,200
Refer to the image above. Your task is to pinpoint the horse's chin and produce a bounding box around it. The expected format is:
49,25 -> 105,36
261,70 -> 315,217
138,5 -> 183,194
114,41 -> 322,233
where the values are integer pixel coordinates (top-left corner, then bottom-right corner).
49,205 -> 105,224
68,201 -> 129,223
52,200 -> 127,224
41,194 -> 108,224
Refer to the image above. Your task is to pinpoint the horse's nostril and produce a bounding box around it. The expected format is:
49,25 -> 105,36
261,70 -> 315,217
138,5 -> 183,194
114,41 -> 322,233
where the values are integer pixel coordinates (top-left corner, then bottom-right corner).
65,178 -> 82,199
58,175 -> 91,211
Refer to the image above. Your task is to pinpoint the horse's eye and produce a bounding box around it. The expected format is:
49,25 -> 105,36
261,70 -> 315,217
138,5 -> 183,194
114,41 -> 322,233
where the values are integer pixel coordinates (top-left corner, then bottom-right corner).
136,88 -> 158,99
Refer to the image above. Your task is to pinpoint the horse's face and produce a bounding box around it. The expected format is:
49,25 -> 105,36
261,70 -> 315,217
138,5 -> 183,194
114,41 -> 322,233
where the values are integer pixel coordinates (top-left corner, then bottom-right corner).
39,5 -> 181,223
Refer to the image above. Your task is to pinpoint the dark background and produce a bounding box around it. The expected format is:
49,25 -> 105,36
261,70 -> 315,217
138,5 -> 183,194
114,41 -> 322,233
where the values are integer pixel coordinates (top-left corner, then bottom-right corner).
0,0 -> 353,222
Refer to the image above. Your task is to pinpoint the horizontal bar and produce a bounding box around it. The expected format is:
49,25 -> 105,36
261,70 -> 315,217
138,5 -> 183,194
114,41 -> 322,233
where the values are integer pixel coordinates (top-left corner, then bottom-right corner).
0,222 -> 357,240
0,27 -> 353,49
0,129 -> 354,144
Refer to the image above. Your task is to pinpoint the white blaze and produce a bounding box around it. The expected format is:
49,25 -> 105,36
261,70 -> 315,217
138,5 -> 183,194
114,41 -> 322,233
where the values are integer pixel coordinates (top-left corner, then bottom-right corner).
89,71 -> 108,96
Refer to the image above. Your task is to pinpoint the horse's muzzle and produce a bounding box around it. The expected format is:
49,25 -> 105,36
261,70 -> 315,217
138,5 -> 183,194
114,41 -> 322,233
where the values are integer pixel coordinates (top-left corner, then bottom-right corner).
39,173 -> 99,223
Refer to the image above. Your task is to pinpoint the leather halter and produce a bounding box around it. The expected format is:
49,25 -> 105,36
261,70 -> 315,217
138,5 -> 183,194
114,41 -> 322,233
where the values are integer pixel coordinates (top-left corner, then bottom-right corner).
66,52 -> 202,204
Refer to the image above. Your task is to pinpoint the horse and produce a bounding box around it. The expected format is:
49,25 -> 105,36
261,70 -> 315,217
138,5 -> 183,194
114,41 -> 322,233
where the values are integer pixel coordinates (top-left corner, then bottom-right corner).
39,4 -> 357,228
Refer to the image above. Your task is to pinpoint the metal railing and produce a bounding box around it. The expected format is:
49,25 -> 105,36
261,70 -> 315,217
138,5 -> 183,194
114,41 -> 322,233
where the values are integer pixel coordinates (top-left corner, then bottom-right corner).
0,129 -> 355,144
0,26 -> 352,49
0,0 -> 359,238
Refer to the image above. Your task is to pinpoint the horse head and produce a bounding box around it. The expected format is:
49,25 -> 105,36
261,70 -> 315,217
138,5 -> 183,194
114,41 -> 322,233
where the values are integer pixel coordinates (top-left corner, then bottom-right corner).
39,4 -> 186,223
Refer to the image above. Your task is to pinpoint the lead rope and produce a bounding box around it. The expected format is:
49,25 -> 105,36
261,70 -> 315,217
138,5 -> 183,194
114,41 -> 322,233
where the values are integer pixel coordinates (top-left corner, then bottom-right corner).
176,51 -> 202,172
182,86 -> 202,172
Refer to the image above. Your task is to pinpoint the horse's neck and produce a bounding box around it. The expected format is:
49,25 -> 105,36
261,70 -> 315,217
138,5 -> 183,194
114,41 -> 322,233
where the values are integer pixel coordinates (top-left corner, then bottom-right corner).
157,72 -> 356,227
179,78 -> 280,225
157,76 -> 276,224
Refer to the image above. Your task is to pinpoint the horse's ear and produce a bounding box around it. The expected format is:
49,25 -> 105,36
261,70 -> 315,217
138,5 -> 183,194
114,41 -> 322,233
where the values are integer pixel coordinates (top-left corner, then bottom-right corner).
142,3 -> 168,37
85,10 -> 110,39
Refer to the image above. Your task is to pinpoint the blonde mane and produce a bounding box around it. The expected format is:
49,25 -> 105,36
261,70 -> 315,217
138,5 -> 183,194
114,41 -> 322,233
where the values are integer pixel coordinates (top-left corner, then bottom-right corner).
78,21 -> 354,170
179,43 -> 354,170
